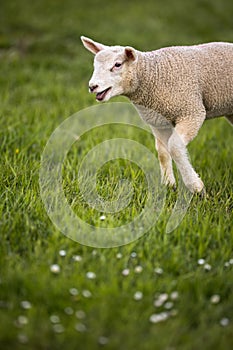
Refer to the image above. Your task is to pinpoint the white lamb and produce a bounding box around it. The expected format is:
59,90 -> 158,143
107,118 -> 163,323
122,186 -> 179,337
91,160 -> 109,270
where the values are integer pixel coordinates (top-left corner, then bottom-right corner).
81,36 -> 233,194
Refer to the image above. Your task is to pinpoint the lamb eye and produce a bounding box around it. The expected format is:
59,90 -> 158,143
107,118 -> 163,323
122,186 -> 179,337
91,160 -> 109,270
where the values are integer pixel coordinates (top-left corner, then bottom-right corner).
114,62 -> 122,68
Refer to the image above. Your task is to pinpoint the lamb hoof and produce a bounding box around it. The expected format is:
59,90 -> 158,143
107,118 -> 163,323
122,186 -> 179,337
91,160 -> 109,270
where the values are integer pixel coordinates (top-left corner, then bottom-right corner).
162,179 -> 176,191
164,183 -> 177,192
171,184 -> 177,192
186,179 -> 204,194
198,187 -> 206,199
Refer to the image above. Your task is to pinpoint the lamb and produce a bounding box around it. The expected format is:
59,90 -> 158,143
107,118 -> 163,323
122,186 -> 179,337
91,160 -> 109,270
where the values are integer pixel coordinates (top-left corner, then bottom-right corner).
81,36 -> 233,194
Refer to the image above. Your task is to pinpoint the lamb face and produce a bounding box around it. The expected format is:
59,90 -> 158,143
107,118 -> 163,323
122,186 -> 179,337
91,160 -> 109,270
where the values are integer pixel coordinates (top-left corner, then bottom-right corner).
89,48 -> 127,101
81,36 -> 138,102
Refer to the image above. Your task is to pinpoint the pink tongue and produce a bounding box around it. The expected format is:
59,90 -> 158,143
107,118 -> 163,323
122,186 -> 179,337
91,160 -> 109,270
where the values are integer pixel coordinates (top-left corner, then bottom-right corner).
96,91 -> 105,101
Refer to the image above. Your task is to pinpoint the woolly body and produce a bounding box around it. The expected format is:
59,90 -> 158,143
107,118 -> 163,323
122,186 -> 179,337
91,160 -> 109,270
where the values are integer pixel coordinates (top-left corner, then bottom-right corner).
128,43 -> 233,120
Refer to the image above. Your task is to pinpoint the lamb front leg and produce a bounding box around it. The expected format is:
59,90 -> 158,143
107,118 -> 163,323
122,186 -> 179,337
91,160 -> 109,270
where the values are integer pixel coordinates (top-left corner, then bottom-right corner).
167,116 -> 205,193
151,125 -> 176,189
155,138 -> 176,188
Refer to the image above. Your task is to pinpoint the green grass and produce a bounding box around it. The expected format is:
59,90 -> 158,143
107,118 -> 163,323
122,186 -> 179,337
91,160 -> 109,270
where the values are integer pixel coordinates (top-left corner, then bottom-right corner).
0,0 -> 233,349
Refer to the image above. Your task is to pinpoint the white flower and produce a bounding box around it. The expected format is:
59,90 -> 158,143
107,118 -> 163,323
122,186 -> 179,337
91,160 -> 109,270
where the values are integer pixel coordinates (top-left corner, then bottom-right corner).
50,264 -> 60,274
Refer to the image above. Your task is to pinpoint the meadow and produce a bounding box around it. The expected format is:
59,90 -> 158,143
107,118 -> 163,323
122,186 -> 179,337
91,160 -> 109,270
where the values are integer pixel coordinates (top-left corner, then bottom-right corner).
0,0 -> 233,349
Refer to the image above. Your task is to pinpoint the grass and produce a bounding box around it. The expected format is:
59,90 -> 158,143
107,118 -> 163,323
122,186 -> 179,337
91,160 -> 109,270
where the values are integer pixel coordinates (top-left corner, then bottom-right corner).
0,0 -> 233,349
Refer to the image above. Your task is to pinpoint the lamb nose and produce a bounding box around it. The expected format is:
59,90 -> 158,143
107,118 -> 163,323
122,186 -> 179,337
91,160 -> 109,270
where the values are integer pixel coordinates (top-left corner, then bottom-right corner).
89,84 -> 98,92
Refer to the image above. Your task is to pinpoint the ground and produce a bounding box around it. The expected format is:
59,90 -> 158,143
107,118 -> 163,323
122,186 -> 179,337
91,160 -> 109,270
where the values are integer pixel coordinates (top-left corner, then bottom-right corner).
0,0 -> 233,349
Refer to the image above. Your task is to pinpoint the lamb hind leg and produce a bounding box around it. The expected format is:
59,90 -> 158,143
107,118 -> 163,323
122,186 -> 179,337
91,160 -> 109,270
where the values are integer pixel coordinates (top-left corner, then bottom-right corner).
168,118 -> 205,193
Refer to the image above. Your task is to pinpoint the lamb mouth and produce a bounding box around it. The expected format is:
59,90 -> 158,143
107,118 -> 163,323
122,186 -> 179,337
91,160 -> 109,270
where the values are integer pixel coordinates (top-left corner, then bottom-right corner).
96,87 -> 112,101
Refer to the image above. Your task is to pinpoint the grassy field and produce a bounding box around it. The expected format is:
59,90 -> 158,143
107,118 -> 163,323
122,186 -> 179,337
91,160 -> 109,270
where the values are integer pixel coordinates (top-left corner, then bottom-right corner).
0,0 -> 233,349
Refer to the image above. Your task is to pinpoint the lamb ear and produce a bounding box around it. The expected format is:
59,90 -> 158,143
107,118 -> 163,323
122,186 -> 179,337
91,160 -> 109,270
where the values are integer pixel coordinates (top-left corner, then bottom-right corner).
81,36 -> 108,54
125,47 -> 137,61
